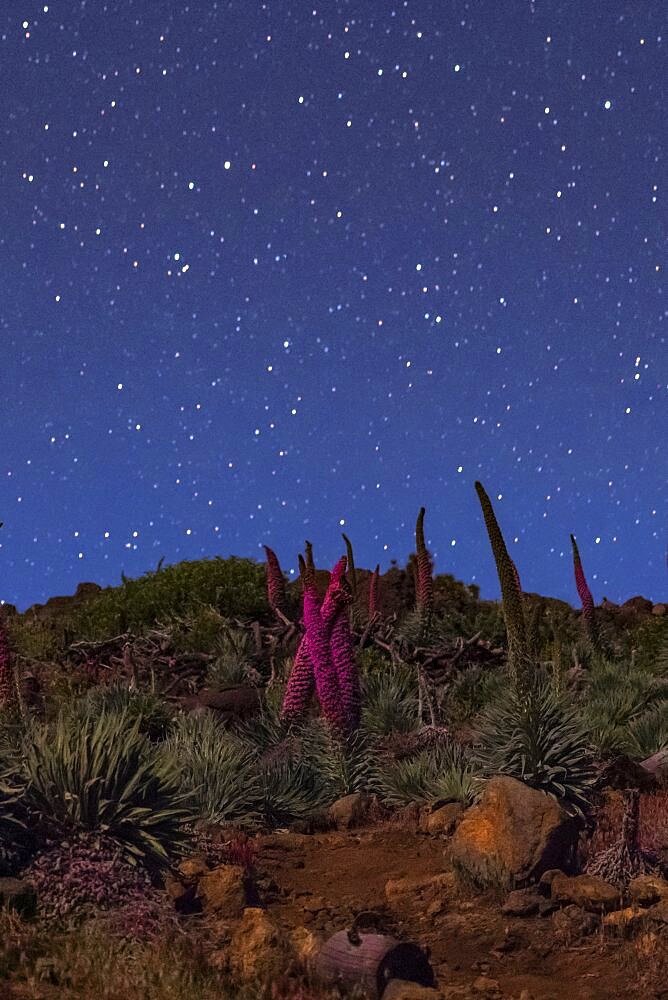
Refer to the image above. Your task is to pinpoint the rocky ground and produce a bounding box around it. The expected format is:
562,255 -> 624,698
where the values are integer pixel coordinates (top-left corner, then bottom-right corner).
160,788 -> 668,1000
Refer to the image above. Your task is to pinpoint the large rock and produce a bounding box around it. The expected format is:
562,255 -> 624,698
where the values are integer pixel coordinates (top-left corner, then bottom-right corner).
228,907 -> 290,983
328,792 -> 371,830
448,777 -> 577,887
550,873 -> 620,913
197,864 -> 246,916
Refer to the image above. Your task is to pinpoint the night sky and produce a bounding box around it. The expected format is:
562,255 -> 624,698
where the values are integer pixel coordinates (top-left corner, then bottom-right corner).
1,2 -> 665,614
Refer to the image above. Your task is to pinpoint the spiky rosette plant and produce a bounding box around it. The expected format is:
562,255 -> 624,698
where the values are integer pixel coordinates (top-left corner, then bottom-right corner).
415,507 -> 434,618
474,482 -> 530,686
264,545 -> 287,616
570,534 -> 600,649
473,680 -> 596,817
23,709 -> 193,869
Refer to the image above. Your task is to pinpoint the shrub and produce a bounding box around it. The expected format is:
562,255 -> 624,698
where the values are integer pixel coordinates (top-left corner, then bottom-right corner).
24,831 -> 170,930
23,709 -> 192,868
60,556 -> 269,641
474,680 -> 596,816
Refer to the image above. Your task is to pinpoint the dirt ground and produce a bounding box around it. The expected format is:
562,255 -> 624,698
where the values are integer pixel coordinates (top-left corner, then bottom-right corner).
253,822 -> 666,1000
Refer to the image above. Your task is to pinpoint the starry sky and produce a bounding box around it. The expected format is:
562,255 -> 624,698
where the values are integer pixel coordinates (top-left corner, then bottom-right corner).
1,2 -> 665,614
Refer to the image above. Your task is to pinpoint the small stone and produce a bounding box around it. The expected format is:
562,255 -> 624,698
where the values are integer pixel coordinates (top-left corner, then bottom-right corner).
602,906 -> 646,936
501,888 -> 541,916
382,981 -> 443,1000
290,925 -> 319,964
303,895 -> 327,914
537,869 -> 564,895
628,875 -> 668,907
550,873 -> 620,913
419,802 -> 464,836
177,856 -> 208,880
472,975 -> 501,996
645,898 -> 668,925
538,898 -> 559,917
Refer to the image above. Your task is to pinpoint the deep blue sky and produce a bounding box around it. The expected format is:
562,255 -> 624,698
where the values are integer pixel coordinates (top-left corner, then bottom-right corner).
1,2 -> 665,613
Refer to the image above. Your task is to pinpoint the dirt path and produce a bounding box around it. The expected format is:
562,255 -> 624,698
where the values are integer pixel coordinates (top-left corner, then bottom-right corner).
256,825 -> 659,999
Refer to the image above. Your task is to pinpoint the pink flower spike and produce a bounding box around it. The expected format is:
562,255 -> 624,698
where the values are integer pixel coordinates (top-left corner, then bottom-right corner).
303,574 -> 346,730
280,634 -> 314,723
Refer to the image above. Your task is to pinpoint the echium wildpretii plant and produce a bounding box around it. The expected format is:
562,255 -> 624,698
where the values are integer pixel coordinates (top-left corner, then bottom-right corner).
570,533 -> 600,650
263,544 -> 287,616
280,547 -> 360,733
368,563 -> 380,619
0,608 -> 15,711
415,507 -> 434,619
474,481 -> 530,687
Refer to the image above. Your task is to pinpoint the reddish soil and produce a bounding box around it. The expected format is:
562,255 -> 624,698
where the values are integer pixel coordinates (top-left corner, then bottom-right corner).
254,821 -> 666,999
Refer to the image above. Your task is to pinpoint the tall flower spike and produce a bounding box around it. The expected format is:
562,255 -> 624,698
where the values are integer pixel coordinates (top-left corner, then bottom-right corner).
474,482 -> 529,685
285,555 -> 348,726
329,577 -> 360,732
0,611 -> 14,711
302,567 -> 346,730
415,507 -> 434,616
280,635 -> 315,723
368,564 -> 380,618
510,559 -> 522,595
570,534 -> 598,646
341,533 -> 358,603
263,545 -> 287,615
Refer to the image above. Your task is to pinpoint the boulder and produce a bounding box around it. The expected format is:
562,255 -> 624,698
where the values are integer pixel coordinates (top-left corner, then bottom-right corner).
419,802 -> 464,836
652,603 -> 667,616
328,792 -> 371,830
197,864 -> 246,916
228,907 -> 290,983
550,873 -> 620,913
448,777 -> 577,887
628,874 -> 668,907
